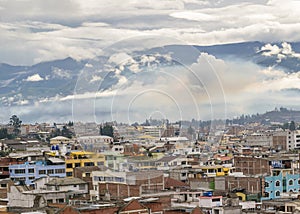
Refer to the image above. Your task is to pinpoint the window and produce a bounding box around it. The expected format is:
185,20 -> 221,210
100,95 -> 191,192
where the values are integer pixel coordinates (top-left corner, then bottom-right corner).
79,184 -> 86,190
47,199 -> 53,204
73,185 -> 77,187
55,169 -> 65,174
29,176 -> 35,180
47,169 -> 54,174
289,180 -> 294,185
15,169 -> 25,174
208,169 -> 215,173
97,162 -> 104,166
14,177 -> 26,181
212,198 -> 221,202
0,184 -> 7,188
265,182 -> 269,188
58,198 -> 64,203
264,192 -> 269,197
39,170 -> 46,175
66,172 -> 73,177
275,181 -> 280,187
85,173 -> 90,177
66,163 -> 73,168
84,162 -> 94,166
75,163 -> 80,167
275,191 -> 280,197
115,177 -> 124,182
28,168 -> 34,173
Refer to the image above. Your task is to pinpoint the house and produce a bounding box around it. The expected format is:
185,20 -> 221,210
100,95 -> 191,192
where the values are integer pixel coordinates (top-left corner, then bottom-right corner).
155,155 -> 187,171
9,157 -> 66,186
262,172 -> 300,200
7,176 -> 89,212
74,166 -> 105,194
91,170 -> 164,200
0,178 -> 13,207
77,135 -> 113,152
45,177 -> 88,197
56,198 -> 173,214
0,157 -> 25,179
65,151 -> 105,177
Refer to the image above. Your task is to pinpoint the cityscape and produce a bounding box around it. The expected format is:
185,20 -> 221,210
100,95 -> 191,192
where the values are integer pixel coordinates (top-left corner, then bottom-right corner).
2,0 -> 300,214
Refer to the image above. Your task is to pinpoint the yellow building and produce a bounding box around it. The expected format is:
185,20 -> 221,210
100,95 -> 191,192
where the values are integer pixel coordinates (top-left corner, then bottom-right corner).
65,151 -> 105,177
190,165 -> 232,178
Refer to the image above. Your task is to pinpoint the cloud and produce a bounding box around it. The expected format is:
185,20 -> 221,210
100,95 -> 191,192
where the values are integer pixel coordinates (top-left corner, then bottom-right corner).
260,42 -> 300,62
3,0 -> 300,123
1,1 -> 300,65
24,74 -> 44,82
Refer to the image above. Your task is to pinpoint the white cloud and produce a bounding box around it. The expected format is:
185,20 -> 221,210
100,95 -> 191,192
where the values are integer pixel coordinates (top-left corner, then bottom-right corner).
52,67 -> 71,79
260,42 -> 300,62
24,74 -> 44,82
1,1 -> 300,65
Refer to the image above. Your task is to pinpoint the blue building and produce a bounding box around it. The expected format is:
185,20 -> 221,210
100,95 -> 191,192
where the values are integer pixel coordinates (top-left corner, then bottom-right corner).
262,172 -> 300,200
9,157 -> 66,186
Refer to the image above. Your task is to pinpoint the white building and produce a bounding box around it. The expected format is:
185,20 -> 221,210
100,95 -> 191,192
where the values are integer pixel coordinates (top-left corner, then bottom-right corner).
77,136 -> 113,152
287,130 -> 300,150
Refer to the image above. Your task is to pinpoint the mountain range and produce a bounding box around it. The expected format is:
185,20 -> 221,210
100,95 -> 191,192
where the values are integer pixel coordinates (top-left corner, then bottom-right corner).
1,41 -> 300,122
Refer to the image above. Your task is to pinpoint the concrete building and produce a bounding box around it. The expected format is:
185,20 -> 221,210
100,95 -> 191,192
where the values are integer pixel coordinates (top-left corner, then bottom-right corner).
7,177 -> 88,212
77,135 -> 113,152
287,130 -> 300,150
234,156 -> 270,176
262,172 -> 300,200
65,151 -> 105,177
244,133 -> 273,147
9,158 -> 66,186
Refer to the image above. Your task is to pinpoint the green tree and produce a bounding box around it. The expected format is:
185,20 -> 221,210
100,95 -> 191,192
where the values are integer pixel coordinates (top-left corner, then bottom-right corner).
289,121 -> 296,131
9,115 -> 22,137
100,124 -> 114,138
0,128 -> 9,139
61,126 -> 73,138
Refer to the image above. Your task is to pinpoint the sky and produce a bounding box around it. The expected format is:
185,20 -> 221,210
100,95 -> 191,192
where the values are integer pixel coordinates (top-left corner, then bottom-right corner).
1,0 -> 300,65
1,0 -> 300,124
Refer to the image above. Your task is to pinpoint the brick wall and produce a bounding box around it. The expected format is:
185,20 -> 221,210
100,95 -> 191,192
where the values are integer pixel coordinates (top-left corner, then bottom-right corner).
98,183 -> 140,200
234,156 -> 270,176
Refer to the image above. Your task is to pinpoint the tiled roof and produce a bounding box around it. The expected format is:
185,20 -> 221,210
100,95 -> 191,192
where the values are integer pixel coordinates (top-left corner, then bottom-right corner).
164,177 -> 189,189
119,199 -> 148,213
191,206 -> 204,214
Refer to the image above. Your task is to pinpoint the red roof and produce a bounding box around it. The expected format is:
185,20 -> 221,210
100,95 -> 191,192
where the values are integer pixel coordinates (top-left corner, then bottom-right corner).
119,199 -> 148,213
191,206 -> 204,214
165,177 -> 189,189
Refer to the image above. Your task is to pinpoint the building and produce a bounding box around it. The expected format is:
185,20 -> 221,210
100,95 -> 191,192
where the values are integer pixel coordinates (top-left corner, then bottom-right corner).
7,177 -> 88,212
262,172 -> 300,200
244,132 -> 273,147
65,151 -> 105,177
0,157 -> 25,179
77,135 -> 113,152
234,156 -> 270,176
272,131 -> 288,151
9,158 -> 66,186
287,130 -> 300,150
91,170 -> 164,200
50,136 -> 71,145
